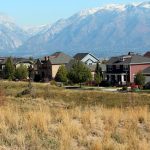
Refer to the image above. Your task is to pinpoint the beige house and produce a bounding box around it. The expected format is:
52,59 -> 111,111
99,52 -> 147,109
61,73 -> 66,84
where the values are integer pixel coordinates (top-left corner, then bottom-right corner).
36,52 -> 72,81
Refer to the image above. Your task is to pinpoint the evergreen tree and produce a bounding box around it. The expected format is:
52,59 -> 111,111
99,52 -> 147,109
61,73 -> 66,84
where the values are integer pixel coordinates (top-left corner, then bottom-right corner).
134,72 -> 145,87
95,63 -> 103,86
15,64 -> 28,80
55,65 -> 68,82
68,61 -> 92,87
4,57 -> 15,80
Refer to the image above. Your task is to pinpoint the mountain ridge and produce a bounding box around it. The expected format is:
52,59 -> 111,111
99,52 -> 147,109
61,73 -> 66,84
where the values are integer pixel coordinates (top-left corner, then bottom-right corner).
1,2 -> 150,58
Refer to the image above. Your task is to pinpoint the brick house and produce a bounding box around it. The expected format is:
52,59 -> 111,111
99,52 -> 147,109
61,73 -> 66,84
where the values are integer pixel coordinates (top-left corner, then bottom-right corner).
106,52 -> 150,85
36,52 -> 72,81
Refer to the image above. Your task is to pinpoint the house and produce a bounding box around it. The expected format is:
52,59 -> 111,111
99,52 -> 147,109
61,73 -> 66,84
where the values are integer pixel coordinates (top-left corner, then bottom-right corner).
87,64 -> 106,80
106,52 -> 150,85
144,51 -> 150,58
74,53 -> 99,65
66,58 -> 106,80
142,67 -> 150,83
0,57 -> 34,78
36,52 -> 72,81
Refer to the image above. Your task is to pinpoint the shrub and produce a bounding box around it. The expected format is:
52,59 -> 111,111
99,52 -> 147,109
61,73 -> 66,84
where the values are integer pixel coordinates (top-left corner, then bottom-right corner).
134,72 -> 145,87
4,57 -> 15,80
68,61 -> 92,87
55,65 -> 68,83
122,86 -> 127,91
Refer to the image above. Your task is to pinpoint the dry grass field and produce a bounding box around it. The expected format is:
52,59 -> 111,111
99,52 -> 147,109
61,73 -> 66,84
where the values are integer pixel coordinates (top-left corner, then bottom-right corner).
0,81 -> 150,150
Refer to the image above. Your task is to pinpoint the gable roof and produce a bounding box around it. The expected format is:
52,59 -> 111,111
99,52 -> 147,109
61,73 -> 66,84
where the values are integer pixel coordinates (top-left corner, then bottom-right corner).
74,53 -> 99,61
42,52 -> 72,65
107,54 -> 150,65
74,53 -> 89,60
0,57 -> 33,65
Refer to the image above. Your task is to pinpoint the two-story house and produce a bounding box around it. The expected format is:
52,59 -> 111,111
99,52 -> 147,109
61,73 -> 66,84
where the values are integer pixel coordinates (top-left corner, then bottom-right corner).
36,52 -> 72,81
106,52 -> 150,85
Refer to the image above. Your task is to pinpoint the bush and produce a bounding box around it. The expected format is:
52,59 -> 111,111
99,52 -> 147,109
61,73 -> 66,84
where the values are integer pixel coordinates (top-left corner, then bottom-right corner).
15,64 -> 28,80
134,72 -> 145,87
100,80 -> 112,87
55,65 -> 68,83
122,86 -> 127,91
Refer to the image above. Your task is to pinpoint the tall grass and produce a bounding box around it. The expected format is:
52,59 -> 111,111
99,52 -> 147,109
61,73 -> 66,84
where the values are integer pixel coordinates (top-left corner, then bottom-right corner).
0,81 -> 150,149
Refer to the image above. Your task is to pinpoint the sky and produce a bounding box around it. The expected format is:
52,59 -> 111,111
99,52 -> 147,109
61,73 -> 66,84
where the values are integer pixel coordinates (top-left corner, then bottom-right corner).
0,0 -> 148,26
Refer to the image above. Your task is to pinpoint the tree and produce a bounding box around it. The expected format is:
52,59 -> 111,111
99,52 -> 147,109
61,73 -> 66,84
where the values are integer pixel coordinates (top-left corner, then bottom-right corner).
4,57 -> 15,80
55,65 -> 68,83
68,61 -> 92,87
15,64 -> 28,80
95,63 -> 103,86
134,72 -> 145,87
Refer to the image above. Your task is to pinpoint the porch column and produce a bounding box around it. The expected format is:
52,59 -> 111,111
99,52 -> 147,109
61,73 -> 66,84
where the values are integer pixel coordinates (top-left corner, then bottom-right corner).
121,75 -> 124,83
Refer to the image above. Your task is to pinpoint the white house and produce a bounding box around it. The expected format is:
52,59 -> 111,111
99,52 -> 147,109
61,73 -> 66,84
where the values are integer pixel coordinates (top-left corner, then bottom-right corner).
74,53 -> 99,65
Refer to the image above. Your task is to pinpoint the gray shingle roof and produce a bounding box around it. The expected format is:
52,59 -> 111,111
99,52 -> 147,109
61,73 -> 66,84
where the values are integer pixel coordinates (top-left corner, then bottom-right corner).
107,54 -> 150,65
74,53 -> 89,60
143,67 -> 150,74
47,52 -> 72,65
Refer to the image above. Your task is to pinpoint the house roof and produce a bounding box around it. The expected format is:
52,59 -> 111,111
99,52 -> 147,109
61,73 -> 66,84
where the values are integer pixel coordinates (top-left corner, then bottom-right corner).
107,54 -> 150,65
144,51 -> 150,58
66,59 -> 106,72
143,67 -> 150,74
42,52 -> 72,65
74,53 -> 89,60
74,53 -> 99,61
0,57 -> 34,65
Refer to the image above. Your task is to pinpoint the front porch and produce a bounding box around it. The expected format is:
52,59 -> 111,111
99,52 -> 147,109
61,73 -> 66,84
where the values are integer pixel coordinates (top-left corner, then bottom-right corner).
106,73 -> 129,85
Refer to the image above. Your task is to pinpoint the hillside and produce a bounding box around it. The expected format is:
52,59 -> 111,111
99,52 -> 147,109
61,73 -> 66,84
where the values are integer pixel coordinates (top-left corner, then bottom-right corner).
1,2 -> 150,57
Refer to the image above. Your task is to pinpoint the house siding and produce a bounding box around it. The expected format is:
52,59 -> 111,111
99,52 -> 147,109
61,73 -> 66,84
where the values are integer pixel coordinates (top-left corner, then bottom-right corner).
81,54 -> 98,65
130,64 -> 150,82
51,65 -> 61,79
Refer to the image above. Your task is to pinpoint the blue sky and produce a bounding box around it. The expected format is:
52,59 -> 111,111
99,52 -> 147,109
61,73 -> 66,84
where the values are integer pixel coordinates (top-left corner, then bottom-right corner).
0,0 -> 147,26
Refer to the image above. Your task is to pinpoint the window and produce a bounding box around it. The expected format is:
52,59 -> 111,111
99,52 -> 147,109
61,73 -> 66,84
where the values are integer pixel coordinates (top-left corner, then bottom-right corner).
116,65 -> 120,70
123,65 -> 129,71
107,65 -> 112,71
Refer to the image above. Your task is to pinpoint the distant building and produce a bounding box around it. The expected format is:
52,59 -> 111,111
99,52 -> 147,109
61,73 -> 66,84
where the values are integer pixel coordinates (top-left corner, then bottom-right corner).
144,51 -> 150,58
106,52 -> 150,85
74,53 -> 99,65
0,57 -> 34,79
36,52 -> 72,81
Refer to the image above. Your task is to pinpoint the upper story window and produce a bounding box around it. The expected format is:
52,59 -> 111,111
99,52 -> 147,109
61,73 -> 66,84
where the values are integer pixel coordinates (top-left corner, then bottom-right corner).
123,65 -> 129,71
107,65 -> 112,71
116,65 -> 120,70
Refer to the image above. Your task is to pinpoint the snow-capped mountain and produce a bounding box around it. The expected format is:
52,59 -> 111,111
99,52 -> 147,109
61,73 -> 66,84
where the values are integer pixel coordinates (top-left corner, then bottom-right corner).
16,2 -> 150,57
23,24 -> 51,36
0,13 -> 29,53
2,2 -> 150,57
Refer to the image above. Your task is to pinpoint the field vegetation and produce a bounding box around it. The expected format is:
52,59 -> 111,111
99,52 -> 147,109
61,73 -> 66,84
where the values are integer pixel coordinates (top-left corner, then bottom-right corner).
0,81 -> 150,150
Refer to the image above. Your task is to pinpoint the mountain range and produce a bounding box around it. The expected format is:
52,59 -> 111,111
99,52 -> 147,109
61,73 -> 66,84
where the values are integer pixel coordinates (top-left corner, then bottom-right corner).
1,2 -> 150,58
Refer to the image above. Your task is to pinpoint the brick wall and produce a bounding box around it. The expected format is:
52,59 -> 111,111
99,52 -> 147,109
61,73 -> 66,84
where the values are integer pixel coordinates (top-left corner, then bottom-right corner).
130,64 -> 150,82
